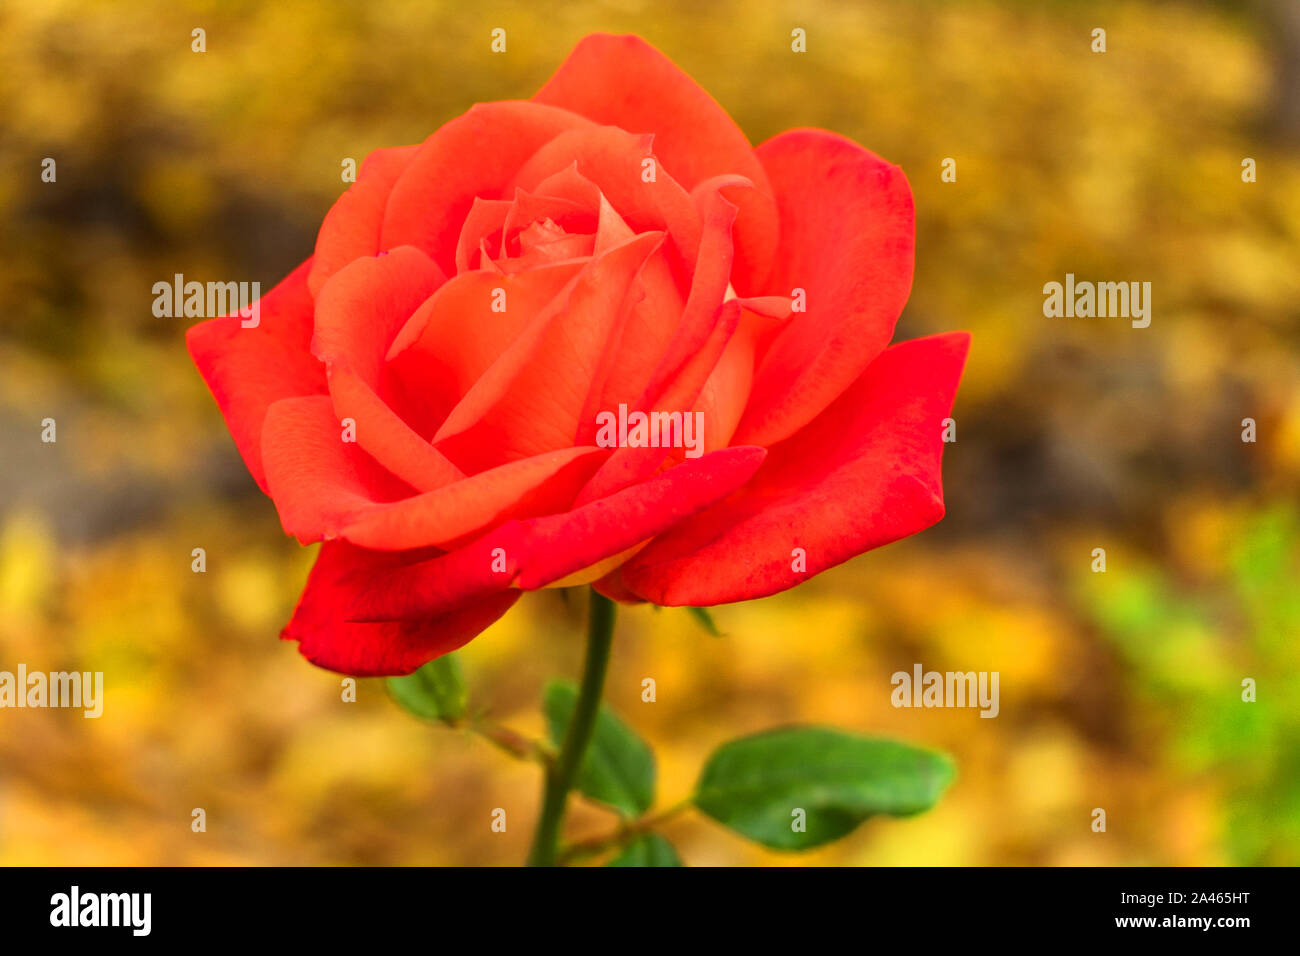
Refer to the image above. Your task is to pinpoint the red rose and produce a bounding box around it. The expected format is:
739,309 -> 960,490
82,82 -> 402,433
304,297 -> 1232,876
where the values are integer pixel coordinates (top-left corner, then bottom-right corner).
187,33 -> 969,676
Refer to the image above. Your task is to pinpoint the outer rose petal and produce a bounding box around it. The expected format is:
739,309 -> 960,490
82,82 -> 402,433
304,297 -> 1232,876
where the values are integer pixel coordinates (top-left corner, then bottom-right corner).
591,568 -> 648,605
619,332 -> 970,606
312,246 -> 464,491
514,445 -> 765,590
533,33 -> 778,292
309,145 -> 419,297
262,396 -> 414,543
731,129 -> 916,448
262,395 -> 608,551
350,444 -> 768,621
185,258 -> 324,493
283,541 -> 519,676
339,446 -> 609,551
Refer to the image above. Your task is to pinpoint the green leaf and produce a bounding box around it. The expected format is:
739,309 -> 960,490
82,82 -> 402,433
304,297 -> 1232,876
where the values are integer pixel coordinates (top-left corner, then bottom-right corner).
694,725 -> 955,850
386,655 -> 467,724
686,606 -> 722,637
544,681 -> 655,817
607,834 -> 682,867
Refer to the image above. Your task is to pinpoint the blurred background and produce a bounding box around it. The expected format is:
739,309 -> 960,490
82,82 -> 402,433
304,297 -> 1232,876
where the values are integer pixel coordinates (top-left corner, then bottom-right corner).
1,0 -> 1298,865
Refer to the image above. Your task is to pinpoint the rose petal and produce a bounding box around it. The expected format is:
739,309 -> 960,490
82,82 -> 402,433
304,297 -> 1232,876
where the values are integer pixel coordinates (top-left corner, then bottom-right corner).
502,188 -> 597,250
575,298 -> 742,504
348,532 -> 526,623
509,126 -> 700,279
186,259 -> 324,493
533,33 -> 777,291
574,186 -> 740,502
283,541 -> 519,676
532,162 -> 601,206
620,331 -> 970,605
731,129 -> 916,448
689,305 -> 763,455
262,395 -> 607,550
529,166 -> 682,428
581,243 -> 684,427
350,444 -> 767,620
380,101 -> 593,274
387,259 -> 588,427
591,568 -> 649,605
454,198 -> 512,274
312,246 -> 464,491
309,145 -> 419,297
434,232 -> 663,472
500,233 -> 594,272
631,183 -> 736,408
339,446 -> 609,551
261,396 -> 413,542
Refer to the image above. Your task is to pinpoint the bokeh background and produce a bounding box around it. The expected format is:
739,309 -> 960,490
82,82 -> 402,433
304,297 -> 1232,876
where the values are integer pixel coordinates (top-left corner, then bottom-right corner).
2,0 -> 1298,865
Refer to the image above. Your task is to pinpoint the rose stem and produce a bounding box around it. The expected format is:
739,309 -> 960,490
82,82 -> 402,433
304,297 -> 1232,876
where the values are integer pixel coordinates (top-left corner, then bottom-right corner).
525,588 -> 617,866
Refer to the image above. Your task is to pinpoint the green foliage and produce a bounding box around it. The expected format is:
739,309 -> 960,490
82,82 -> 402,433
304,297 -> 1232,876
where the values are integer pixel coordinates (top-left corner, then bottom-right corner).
694,726 -> 956,850
1082,504 -> 1300,864
686,606 -> 722,636
386,655 -> 467,725
544,681 -> 656,818
606,834 -> 683,867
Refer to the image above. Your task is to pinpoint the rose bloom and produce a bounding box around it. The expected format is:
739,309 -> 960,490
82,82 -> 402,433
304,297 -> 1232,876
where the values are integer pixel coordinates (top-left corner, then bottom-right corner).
188,34 -> 969,675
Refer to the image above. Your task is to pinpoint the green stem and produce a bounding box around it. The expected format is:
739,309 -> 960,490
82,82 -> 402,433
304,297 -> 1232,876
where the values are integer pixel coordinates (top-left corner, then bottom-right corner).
466,718 -> 552,766
526,588 -> 617,866
557,798 -> 693,865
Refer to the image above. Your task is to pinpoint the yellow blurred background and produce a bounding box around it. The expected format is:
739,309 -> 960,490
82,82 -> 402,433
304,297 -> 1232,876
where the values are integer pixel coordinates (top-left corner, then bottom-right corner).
1,0 -> 1298,865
